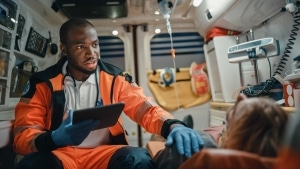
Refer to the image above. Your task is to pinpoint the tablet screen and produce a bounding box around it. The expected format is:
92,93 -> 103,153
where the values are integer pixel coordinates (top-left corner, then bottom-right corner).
72,102 -> 125,129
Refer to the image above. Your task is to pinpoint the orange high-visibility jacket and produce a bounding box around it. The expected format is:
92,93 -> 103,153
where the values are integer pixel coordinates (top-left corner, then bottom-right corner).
13,56 -> 178,155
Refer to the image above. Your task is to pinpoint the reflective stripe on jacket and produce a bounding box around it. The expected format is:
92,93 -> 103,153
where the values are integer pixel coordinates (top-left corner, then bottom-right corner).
13,56 -> 176,155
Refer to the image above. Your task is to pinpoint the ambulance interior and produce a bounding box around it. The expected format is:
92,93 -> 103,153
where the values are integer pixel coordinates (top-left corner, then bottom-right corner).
0,0 -> 299,168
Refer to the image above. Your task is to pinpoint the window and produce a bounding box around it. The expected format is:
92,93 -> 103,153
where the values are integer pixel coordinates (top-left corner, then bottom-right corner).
98,36 -> 125,70
150,32 -> 205,69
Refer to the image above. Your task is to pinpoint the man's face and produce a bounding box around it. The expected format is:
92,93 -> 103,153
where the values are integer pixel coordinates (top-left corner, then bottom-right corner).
63,25 -> 100,75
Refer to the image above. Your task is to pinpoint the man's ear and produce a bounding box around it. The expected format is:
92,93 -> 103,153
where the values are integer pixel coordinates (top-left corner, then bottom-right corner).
60,44 -> 66,55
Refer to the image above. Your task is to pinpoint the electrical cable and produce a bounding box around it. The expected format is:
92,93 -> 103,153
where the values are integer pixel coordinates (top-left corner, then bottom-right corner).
267,57 -> 272,78
168,21 -> 180,110
242,11 -> 300,97
274,11 -> 300,76
172,57 -> 180,110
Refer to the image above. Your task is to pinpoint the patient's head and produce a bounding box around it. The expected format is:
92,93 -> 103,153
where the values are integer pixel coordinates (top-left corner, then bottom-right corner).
223,94 -> 288,157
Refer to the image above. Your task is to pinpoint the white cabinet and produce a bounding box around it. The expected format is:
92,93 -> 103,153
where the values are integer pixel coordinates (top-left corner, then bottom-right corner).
0,0 -> 18,107
209,108 -> 226,127
204,36 -> 240,102
0,0 -> 51,116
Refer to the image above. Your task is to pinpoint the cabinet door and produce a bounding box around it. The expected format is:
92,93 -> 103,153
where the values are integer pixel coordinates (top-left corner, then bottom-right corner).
0,50 -> 9,105
204,36 -> 240,102
0,0 -> 18,106
0,50 -> 9,78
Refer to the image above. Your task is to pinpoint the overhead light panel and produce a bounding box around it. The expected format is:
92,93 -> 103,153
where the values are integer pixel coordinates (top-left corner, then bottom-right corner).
193,0 -> 203,7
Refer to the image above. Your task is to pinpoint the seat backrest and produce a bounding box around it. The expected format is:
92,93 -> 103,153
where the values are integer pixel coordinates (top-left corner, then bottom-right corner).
275,109 -> 300,169
178,148 -> 275,169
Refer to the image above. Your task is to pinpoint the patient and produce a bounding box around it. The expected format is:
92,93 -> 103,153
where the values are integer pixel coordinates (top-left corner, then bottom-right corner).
154,94 -> 288,169
177,94 -> 289,169
219,94 -> 289,157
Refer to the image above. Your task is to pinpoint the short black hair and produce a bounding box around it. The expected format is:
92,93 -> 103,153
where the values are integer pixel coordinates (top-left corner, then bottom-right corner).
59,18 -> 94,45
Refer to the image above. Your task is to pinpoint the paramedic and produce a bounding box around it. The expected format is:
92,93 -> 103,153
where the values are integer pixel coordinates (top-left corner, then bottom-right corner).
13,18 -> 204,169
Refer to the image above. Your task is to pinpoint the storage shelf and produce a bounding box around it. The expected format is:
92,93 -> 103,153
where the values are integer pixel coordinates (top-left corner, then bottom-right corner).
210,101 -> 296,114
284,72 -> 300,82
0,47 -> 10,53
0,25 -> 13,33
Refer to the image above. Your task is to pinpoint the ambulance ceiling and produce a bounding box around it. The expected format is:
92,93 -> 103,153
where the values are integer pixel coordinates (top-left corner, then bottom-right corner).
192,0 -> 287,36
21,0 -> 193,27
53,0 -> 128,19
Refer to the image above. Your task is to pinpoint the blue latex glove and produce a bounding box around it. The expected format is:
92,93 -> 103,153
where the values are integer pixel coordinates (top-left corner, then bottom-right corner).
51,110 -> 100,147
165,125 -> 204,158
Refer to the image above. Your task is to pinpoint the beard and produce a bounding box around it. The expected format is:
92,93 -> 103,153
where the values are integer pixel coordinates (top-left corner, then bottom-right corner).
68,57 -> 98,75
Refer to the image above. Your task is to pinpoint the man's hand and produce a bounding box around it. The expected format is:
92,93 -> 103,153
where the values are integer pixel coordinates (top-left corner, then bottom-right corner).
165,125 -> 204,158
51,110 -> 100,147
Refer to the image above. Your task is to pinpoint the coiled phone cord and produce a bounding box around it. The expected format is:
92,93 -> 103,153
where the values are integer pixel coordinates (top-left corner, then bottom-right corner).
242,11 -> 300,97
274,11 -> 300,76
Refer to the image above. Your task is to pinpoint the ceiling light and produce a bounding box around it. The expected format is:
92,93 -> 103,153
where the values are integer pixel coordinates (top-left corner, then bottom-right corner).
193,0 -> 203,7
155,28 -> 161,34
10,18 -> 17,23
112,30 -> 119,35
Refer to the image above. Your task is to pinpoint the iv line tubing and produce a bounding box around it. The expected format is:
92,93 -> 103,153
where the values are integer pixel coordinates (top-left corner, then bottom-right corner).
172,58 -> 180,110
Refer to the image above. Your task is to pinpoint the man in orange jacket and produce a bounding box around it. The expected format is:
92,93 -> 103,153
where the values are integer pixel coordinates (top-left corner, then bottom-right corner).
13,18 -> 204,169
